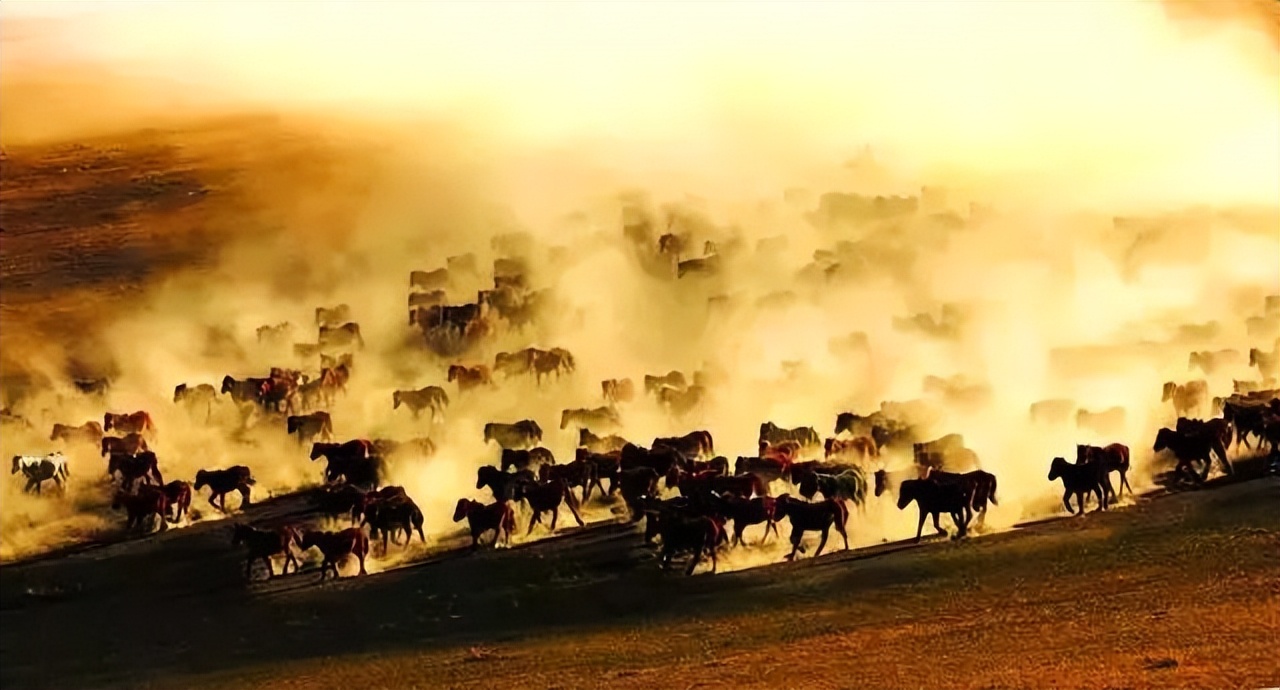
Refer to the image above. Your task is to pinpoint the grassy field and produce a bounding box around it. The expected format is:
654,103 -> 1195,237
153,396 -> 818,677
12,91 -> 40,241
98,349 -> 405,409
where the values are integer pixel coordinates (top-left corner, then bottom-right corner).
2,124 -> 1278,690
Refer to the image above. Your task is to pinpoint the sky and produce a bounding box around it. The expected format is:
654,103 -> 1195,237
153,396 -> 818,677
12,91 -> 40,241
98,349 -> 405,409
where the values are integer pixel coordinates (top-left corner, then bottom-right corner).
2,0 -> 1278,207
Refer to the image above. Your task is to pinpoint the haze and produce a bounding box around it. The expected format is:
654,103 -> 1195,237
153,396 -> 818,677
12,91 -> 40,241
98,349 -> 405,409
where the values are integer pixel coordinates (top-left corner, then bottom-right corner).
3,1 -> 1278,208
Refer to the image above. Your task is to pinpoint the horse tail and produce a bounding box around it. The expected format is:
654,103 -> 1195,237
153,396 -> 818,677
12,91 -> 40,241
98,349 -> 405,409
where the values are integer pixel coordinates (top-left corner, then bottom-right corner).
833,499 -> 850,532
412,507 -> 426,543
751,473 -> 768,498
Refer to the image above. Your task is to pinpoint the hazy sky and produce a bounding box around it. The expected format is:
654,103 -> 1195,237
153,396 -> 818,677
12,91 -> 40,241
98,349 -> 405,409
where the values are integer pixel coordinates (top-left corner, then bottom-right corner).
3,1 -> 1277,206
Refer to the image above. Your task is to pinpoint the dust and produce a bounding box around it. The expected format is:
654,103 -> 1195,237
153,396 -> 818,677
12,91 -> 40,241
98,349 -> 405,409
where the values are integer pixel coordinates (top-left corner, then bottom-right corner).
0,2 -> 1277,568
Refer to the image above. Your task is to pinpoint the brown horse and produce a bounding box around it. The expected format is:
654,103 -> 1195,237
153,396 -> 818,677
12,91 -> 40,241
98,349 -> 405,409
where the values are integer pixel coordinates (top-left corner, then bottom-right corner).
773,494 -> 849,560
452,499 -> 516,549
297,528 -> 369,580
161,480 -> 193,523
103,411 -> 156,438
194,466 -> 255,512
231,523 -> 302,580
112,487 -> 168,532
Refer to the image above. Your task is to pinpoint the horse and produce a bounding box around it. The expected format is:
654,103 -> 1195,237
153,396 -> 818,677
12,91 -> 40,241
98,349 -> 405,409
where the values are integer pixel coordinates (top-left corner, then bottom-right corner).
107,451 -> 163,491
773,494 -> 849,560
194,466 -> 255,512
103,411 -> 156,438
1154,427 -> 1230,483
513,479 -> 585,535
11,453 -> 70,495
1161,380 -> 1209,418
716,494 -> 780,547
286,412 -> 334,445
173,383 -> 218,421
101,434 -> 148,457
797,469 -> 867,508
500,447 -> 555,473
49,421 -> 104,446
392,386 -> 450,421
758,422 -> 821,449
447,364 -> 492,392
161,480 -> 193,523
896,478 -> 971,543
579,429 -> 628,454
297,528 -> 370,580
560,406 -> 622,431
112,487 -> 168,532
656,514 -> 723,575
601,378 -> 635,404
476,465 -> 536,502
362,495 -> 427,552
452,499 -> 516,549
483,420 -> 543,450
652,430 -> 715,460
231,523 -> 301,580
1076,443 -> 1132,502
1048,456 -> 1108,515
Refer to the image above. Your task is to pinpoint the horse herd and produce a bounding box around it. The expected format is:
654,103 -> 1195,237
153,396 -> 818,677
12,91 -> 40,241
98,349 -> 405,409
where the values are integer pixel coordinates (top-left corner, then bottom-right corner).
7,240 -> 1280,579
11,366 -> 1278,580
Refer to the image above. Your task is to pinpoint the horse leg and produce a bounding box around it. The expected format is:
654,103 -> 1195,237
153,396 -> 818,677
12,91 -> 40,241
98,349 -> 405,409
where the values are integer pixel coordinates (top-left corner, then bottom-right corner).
813,527 -> 830,558
932,511 -> 947,536
549,506 -> 560,532
786,528 -> 803,560
238,485 -> 252,509
914,510 -> 927,543
684,546 -> 703,575
263,557 -> 274,578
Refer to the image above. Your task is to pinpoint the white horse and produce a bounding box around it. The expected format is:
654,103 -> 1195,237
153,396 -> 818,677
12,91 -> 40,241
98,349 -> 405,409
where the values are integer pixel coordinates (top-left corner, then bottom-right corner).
11,453 -> 70,495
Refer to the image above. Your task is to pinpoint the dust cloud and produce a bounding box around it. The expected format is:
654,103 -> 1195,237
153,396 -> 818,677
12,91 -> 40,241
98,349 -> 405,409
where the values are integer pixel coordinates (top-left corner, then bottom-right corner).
0,1 -> 1277,569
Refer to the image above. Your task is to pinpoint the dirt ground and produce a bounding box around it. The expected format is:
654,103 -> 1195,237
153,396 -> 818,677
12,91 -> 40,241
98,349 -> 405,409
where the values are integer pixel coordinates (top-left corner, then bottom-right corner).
2,124 -> 1279,690
1,473 -> 1276,690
